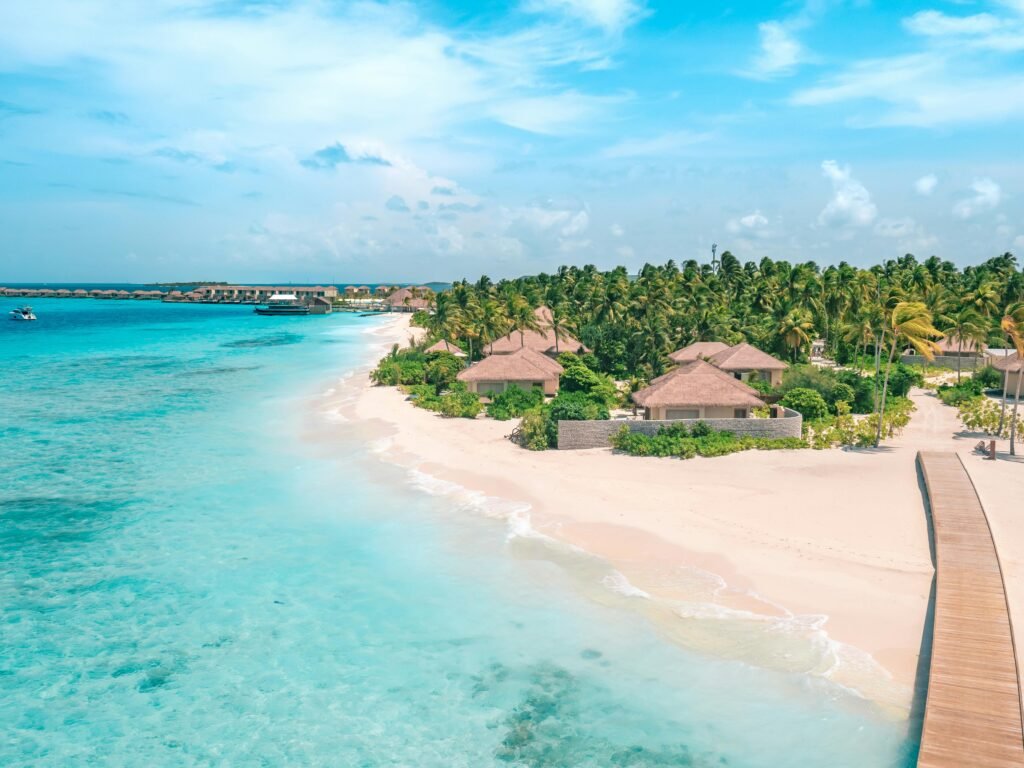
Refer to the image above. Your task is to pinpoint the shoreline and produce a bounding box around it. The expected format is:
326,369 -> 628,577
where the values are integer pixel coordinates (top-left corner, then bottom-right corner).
323,314 -> 1004,720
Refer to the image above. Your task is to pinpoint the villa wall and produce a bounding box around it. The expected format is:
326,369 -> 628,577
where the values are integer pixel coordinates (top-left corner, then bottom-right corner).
901,353 -> 982,369
556,408 -> 804,450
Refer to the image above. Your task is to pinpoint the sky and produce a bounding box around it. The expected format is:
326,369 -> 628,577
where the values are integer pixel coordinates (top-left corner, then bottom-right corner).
1,0 -> 1023,283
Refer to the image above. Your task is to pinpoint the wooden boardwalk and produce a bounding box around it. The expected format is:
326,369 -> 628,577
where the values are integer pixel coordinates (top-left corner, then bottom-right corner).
917,452 -> 1024,767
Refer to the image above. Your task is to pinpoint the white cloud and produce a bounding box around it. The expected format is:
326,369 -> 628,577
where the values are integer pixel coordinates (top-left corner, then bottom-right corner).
727,210 -> 769,234
490,91 -> 621,135
610,223 -> 624,236
791,53 -> 1024,127
904,11 -> 1004,36
818,161 -> 877,228
522,0 -> 646,32
747,21 -> 804,79
601,130 -> 711,158
875,217 -> 917,238
953,178 -> 1002,218
915,174 -> 938,195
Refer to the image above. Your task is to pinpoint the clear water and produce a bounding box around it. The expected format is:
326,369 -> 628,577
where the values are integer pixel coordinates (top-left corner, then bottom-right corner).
0,299 -> 918,767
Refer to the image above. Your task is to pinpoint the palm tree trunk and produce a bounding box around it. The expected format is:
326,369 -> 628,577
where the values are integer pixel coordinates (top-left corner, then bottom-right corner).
999,370 -> 1009,434
872,333 -> 883,413
956,338 -> 962,383
874,338 -> 899,447
1011,371 -> 1023,456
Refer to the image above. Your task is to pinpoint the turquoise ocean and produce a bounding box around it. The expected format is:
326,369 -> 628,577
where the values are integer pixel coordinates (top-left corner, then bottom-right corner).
0,298 -> 918,767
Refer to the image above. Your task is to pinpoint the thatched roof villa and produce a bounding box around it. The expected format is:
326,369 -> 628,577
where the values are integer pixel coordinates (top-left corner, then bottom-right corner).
707,343 -> 788,386
425,339 -> 466,357
487,306 -> 588,358
457,346 -> 563,396
631,359 -> 766,421
993,352 -> 1024,396
668,341 -> 730,364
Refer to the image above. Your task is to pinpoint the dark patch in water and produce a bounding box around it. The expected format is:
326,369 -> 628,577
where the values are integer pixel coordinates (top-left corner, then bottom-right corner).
221,333 -> 301,349
491,663 -> 723,767
580,648 -> 602,660
181,365 -> 263,377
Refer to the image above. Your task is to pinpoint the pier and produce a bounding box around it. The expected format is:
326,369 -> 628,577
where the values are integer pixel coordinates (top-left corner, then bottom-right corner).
917,451 -> 1024,767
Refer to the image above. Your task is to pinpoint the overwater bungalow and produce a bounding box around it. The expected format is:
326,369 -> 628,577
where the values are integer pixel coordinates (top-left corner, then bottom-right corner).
631,359 -> 766,420
72,289 -> 88,298
457,346 -> 563,396
385,287 -> 430,312
668,341 -> 730,364
425,339 -> 466,357
707,343 -> 788,386
55,289 -> 72,297
487,306 -> 587,358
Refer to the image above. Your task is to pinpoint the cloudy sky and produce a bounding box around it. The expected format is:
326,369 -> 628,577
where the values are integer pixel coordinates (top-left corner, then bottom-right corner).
1,0 -> 1023,282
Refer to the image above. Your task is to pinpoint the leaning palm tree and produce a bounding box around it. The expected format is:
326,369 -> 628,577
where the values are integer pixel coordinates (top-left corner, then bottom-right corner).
943,305 -> 988,383
875,302 -> 942,447
1000,302 -> 1024,454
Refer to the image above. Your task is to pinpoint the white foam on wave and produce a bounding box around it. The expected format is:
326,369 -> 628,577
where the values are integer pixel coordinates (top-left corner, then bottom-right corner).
602,570 -> 651,599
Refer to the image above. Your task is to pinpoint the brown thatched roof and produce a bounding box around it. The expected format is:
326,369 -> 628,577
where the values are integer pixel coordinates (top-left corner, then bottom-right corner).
932,334 -> 984,355
708,343 -> 788,372
386,287 -> 430,310
668,341 -> 730,363
457,346 -> 563,382
487,305 -> 588,356
425,339 -> 466,357
632,360 -> 765,409
992,352 -> 1024,372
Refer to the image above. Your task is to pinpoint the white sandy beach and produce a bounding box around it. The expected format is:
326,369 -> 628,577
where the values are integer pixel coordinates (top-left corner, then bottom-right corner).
336,314 -> 1024,716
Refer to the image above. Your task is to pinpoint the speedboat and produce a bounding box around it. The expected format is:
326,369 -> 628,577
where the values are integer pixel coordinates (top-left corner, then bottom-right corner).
254,294 -> 310,316
9,306 -> 37,321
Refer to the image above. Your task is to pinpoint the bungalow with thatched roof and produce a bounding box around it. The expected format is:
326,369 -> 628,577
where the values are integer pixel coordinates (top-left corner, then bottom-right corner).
631,359 -> 766,420
707,343 -> 788,386
993,352 -> 1024,398
425,339 -> 466,357
487,306 -> 587,358
457,346 -> 563,396
386,287 -> 430,312
668,341 -> 730,364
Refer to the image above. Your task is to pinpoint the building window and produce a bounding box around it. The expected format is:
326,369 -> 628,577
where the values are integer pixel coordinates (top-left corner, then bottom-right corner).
666,409 -> 699,420
734,408 -> 747,418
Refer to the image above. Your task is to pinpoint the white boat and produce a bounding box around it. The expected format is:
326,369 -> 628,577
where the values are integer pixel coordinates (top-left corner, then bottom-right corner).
9,306 -> 37,321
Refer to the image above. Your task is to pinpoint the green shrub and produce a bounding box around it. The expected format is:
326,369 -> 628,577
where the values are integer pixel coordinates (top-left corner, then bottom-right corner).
831,382 -> 855,408
610,424 -> 806,460
883,363 -> 923,397
936,377 -> 984,406
558,352 -> 619,407
549,390 -> 609,422
975,365 -> 1003,389
834,370 -> 875,413
779,388 -> 830,420
405,381 -> 481,418
410,310 -> 430,327
424,352 -> 464,390
371,345 -> 429,386
515,409 -> 551,451
487,386 -> 544,421
689,421 -> 713,438
746,378 -> 775,395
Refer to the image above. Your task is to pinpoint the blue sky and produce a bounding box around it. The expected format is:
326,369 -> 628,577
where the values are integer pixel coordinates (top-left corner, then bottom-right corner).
1,0 -> 1023,282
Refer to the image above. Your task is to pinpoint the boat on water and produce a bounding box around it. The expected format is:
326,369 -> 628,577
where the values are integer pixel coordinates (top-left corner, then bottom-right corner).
254,294 -> 310,316
9,306 -> 37,321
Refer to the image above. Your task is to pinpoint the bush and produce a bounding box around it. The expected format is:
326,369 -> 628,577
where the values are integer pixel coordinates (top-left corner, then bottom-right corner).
548,390 -> 609,422
883,363 -> 923,398
558,352 -> 619,407
371,345 -> 428,386
834,370 -> 875,413
610,424 -> 806,460
405,381 -> 481,418
424,352 -> 464,390
487,386 -> 544,421
746,378 -> 775,395
779,388 -> 830,420
975,365 -> 1003,389
831,382 -> 855,408
514,409 -> 551,451
410,310 -> 430,328
936,377 -> 984,406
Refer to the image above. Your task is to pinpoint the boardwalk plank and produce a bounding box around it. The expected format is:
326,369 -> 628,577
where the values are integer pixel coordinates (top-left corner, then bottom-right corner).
917,452 -> 1024,768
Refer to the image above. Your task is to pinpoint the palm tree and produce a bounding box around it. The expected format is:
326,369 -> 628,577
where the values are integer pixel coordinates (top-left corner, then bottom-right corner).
477,298 -> 508,355
775,306 -> 815,362
507,296 -> 541,348
548,303 -> 575,354
875,302 -> 942,447
943,306 -> 988,383
1000,302 -> 1024,454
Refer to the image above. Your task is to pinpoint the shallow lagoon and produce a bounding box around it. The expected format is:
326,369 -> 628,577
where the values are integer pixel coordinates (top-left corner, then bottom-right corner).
0,299 -> 918,766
